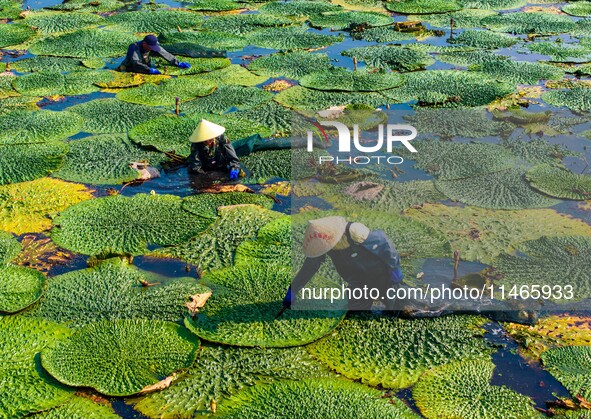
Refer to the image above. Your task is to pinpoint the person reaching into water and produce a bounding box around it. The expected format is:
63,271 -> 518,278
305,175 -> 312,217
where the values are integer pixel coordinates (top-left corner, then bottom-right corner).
118,34 -> 191,75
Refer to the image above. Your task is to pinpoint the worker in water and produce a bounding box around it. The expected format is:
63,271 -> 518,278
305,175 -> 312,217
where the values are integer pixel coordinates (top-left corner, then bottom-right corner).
188,119 -> 241,181
118,34 -> 191,75
283,216 -> 404,311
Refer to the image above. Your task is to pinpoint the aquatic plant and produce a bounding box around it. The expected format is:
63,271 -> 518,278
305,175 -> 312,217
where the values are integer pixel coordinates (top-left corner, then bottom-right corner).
300,67 -> 404,92
472,60 -> 564,84
0,142 -> 68,184
0,110 -> 83,145
41,319 -> 200,396
203,14 -> 294,35
563,1 -> 591,17
28,396 -> 119,419
414,9 -> 498,29
182,85 -> 273,114
234,216 -> 291,265
525,164 -> 591,200
0,231 -> 20,264
229,101 -> 293,137
10,56 -> 88,73
246,26 -> 344,51
248,51 -> 333,79
105,10 -> 203,33
451,29 -> 518,48
405,109 -> 511,139
45,0 -> 125,12
194,64 -> 268,86
458,0 -> 525,8
0,264 -> 46,313
0,23 -> 37,48
52,193 -> 214,256
385,0 -> 461,14
24,11 -> 104,34
274,86 -> 385,112
259,1 -> 342,18
158,30 -> 249,51
308,11 -> 393,30
184,0 -> 245,11
12,70 -> 113,96
542,346 -> 591,400
116,76 -> 216,107
342,45 -> 434,71
482,12 -> 576,34
527,42 -> 591,63
351,25 -> 425,42
152,56 -> 230,76
182,192 -> 275,218
543,87 -> 591,112
438,50 -> 508,66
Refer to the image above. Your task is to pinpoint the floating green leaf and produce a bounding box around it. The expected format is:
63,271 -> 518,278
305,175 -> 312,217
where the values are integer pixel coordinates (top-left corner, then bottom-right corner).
12,71 -> 113,97
52,193 -> 214,256
203,14 -> 294,35
24,11 -> 104,34
342,45 -> 434,71
503,138 -> 571,165
133,344 -> 331,419
0,231 -> 20,264
482,12 -> 575,35
542,346 -> 591,400
0,316 -> 73,419
260,1 -> 342,18
185,0 -> 245,12
184,263 -> 345,347
152,56 -> 230,76
414,9 -> 498,29
67,98 -> 167,134
182,192 -> 275,218
229,101 -> 293,137
0,96 -> 40,114
248,51 -> 333,80
274,86 -> 385,111
0,23 -> 37,48
451,29 -> 518,48
0,0 -> 23,19
194,64 -> 268,86
116,76 -> 216,107
526,164 -> 591,200
0,264 -> 46,313
563,2 -> 591,17
25,258 -> 204,326
308,314 -> 492,389
413,359 -> 538,419
458,0 -> 526,9
527,42 -> 591,63
28,396 -> 119,419
46,0 -> 125,12
241,148 -> 323,183
0,142 -> 68,185
404,203 -> 591,263
543,87 -> 591,112
0,110 -> 82,145
351,25 -> 425,42
41,319 -> 200,396
300,67 -> 404,92
246,26 -> 344,51
158,30 -> 249,51
438,50 -> 508,66
308,11 -> 393,30
0,178 -> 93,235
10,56 -> 87,73
106,10 -> 203,33
0,74 -> 18,99
235,216 -> 291,265
182,85 -> 273,114
385,0 -> 461,14
472,60 -> 564,84
29,28 -> 137,58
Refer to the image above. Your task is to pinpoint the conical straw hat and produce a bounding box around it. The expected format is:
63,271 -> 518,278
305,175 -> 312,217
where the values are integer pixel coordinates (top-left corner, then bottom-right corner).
189,119 -> 226,143
303,216 -> 347,258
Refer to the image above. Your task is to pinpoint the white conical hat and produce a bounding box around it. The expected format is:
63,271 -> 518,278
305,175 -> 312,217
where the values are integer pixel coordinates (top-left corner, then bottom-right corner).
303,216 -> 347,258
189,119 -> 226,143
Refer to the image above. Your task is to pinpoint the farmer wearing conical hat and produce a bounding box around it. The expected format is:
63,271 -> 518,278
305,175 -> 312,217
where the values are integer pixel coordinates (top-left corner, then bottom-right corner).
283,216 -> 404,311
188,119 -> 241,180
118,34 -> 191,75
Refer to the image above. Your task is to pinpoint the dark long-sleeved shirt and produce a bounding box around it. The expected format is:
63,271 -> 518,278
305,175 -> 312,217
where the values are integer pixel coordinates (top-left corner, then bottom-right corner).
119,41 -> 180,74
188,135 -> 240,174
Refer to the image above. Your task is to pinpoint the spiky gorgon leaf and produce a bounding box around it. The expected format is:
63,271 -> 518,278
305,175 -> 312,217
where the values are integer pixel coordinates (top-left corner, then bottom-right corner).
300,67 -> 403,92
525,164 -> 591,200
385,0 -> 461,14
308,314 -> 491,389
0,74 -> 18,100
29,29 -> 137,58
404,109 -> 511,140
527,42 -> 591,63
12,71 -> 113,97
260,1 -> 342,18
308,11 -> 393,30
24,12 -> 105,34
93,72 -> 170,88
185,0 -> 245,12
351,25 -> 425,42
541,346 -> 591,400
383,70 -> 515,107
116,77 -> 216,107
0,96 -> 40,115
246,26 -> 344,51
0,231 -> 20,264
0,178 -> 93,235
543,87 -> 591,112
28,396 -> 119,419
133,344 -> 331,419
182,85 -> 273,114
202,14 -> 294,35
435,168 -> 559,210
151,56 -> 230,76
0,110 -> 83,145
0,316 -> 73,419
67,98 -> 167,134
182,192 -> 275,218
229,101 -> 293,137
154,204 -> 282,270
0,0 -> 22,19
413,358 -> 538,419
493,236 -> 591,300
51,193 -> 213,256
193,64 -> 268,86
105,10 -> 203,33
503,138 -> 572,165
216,378 -> 420,418
342,45 -> 434,72
274,86 -> 385,112
41,319 -> 199,396
241,148 -> 324,184
0,142 -> 68,185
404,203 -> 591,263
563,2 -> 591,17
413,9 -> 498,29
0,264 -> 46,313
458,0 -> 526,9
472,60 -> 564,84
52,134 -> 167,185
438,50 -> 508,66
0,23 -> 37,48
184,263 -> 345,347
450,30 -> 518,49
45,0 -> 125,12
10,56 -> 88,73
158,30 -> 249,51
25,258 -> 205,326
248,52 -> 333,79
234,216 -> 291,265
482,12 -> 576,35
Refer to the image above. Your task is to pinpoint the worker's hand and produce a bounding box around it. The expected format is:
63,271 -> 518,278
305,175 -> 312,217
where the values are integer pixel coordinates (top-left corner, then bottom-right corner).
148,68 -> 161,75
229,168 -> 240,180
283,286 -> 294,308
178,62 -> 191,69
390,267 -> 404,284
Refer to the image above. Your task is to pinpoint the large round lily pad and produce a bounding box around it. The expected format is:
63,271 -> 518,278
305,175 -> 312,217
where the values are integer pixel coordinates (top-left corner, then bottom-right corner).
246,26 -> 344,51
28,396 -> 119,419
0,110 -> 83,145
0,316 -> 73,419
248,51 -> 333,79
300,67 -> 404,92
25,258 -> 204,326
182,192 -> 275,218
563,2 -> 591,17
526,164 -> 591,200
216,378 -> 421,418
133,344 -> 331,419
202,14 -> 294,35
0,178 -> 93,235
0,23 -> 37,48
415,9 -> 498,29
472,60 -> 564,84
413,358 -> 539,419
0,142 -> 68,185
274,86 -> 385,112
184,263 -> 345,347
541,346 -> 591,400
105,10 -> 203,32
24,11 -> 105,34
308,314 -> 492,389
52,193 -> 214,256
41,319 -> 200,396
116,76 -> 216,107
194,64 -> 268,86
12,70 -> 113,97
451,29 -> 518,49
543,87 -> 591,112
308,11 -> 393,30
386,0 -> 461,14
10,56 -> 88,73
342,45 -> 434,72
182,85 -> 273,114
482,12 -> 576,34
0,231 -> 20,264
52,134 -> 167,185
260,1 -> 342,18
158,30 -> 249,51
458,0 -> 525,9
0,264 -> 46,313
234,216 -> 291,266
67,98 -> 167,134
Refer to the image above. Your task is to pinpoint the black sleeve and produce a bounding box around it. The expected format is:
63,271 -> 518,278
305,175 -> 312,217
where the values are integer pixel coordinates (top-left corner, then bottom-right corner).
366,230 -> 401,270
154,46 -> 180,67
188,143 -> 204,173
126,43 -> 152,74
222,137 -> 241,170
290,255 -> 325,295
